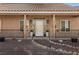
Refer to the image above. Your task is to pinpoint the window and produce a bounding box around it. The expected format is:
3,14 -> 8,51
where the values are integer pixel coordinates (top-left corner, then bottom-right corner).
29,20 -> 33,31
46,20 -> 49,24
60,20 -> 70,31
20,20 -> 24,31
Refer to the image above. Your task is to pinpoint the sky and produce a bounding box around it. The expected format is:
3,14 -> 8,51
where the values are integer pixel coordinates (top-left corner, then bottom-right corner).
66,3 -> 79,6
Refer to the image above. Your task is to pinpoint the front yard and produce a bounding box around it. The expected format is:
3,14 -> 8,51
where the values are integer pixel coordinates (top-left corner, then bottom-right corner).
0,39 -> 79,55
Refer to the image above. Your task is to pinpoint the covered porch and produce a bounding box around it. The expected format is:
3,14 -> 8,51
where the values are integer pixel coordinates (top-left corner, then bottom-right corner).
0,12 -> 79,39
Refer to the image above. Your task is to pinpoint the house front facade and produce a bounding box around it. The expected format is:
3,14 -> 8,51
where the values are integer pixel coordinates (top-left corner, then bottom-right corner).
0,3 -> 79,39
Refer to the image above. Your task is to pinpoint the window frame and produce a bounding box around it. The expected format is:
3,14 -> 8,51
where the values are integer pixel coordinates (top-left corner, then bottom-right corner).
19,20 -> 24,32
60,20 -> 70,32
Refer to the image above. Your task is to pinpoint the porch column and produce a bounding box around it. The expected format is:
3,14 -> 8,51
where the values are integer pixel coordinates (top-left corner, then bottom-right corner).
53,14 -> 56,38
24,15 -> 27,39
0,19 -> 1,32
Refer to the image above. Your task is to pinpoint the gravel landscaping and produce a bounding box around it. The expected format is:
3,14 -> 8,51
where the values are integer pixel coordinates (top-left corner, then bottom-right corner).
34,39 -> 79,55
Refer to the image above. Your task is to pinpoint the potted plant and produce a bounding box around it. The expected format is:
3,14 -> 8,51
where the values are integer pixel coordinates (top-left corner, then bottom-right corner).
30,30 -> 33,37
33,32 -> 35,37
44,32 -> 46,37
46,30 -> 49,37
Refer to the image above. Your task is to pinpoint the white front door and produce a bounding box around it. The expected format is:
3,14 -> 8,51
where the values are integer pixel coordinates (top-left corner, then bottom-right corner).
35,20 -> 44,36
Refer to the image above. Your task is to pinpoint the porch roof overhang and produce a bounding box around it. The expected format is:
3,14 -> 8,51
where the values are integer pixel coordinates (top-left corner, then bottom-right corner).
0,11 -> 79,15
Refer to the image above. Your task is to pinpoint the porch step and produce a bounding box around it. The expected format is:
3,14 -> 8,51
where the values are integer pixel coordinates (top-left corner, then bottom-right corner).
30,37 -> 50,40
5,37 -> 79,40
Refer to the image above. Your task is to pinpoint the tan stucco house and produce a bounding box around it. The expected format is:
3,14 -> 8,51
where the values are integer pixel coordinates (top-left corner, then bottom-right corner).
0,3 -> 79,39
